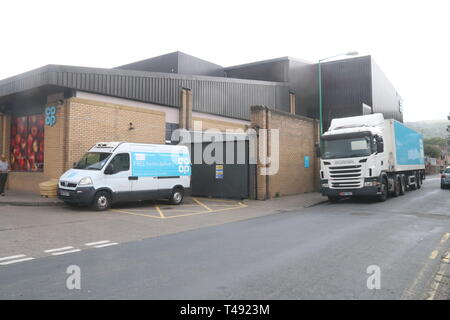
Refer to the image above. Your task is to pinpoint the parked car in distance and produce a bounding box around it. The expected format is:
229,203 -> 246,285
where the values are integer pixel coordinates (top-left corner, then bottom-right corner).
441,167 -> 450,189
58,142 -> 191,210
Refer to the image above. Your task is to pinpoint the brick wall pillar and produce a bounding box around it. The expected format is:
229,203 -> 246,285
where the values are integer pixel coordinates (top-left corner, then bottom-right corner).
289,93 -> 296,114
179,88 -> 192,130
250,105 -> 270,200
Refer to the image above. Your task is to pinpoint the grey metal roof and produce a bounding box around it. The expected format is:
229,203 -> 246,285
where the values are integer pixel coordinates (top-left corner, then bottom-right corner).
225,56 -> 311,70
116,51 -> 226,77
0,64 -> 289,120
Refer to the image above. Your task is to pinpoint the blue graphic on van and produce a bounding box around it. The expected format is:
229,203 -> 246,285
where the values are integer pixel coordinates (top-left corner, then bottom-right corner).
131,152 -> 191,177
394,121 -> 425,166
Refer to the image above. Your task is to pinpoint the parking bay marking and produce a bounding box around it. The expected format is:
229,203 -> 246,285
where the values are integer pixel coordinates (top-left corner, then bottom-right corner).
85,240 -> 111,246
51,249 -> 81,256
0,256 -> 35,265
44,246 -> 82,256
1,241 -> 119,265
155,205 -> 165,218
110,198 -> 248,219
192,198 -> 213,212
44,246 -> 74,253
93,242 -> 118,248
0,254 -> 27,262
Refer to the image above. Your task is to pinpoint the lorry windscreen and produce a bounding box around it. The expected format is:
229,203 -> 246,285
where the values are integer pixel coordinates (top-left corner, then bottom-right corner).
75,152 -> 112,170
321,136 -> 372,159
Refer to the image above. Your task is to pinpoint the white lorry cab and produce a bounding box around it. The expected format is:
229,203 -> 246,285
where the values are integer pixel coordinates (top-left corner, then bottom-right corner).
57,142 -> 191,210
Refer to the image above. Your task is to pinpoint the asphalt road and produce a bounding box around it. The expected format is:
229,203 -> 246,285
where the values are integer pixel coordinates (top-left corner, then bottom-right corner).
1,176 -> 449,299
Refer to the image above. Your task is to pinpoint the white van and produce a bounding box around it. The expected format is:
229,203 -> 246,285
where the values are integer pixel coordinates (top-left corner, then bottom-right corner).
57,142 -> 191,211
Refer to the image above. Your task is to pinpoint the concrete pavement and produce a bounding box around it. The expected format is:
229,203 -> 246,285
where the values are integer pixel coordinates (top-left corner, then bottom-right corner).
0,190 -> 61,206
0,193 -> 325,259
1,176 -> 449,299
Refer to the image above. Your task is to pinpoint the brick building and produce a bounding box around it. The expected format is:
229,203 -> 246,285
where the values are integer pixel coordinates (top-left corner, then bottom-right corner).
0,51 -> 399,197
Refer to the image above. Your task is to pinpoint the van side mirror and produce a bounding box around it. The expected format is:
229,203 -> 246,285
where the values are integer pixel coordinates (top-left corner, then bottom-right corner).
104,164 -> 114,175
315,143 -> 321,158
73,162 -> 78,168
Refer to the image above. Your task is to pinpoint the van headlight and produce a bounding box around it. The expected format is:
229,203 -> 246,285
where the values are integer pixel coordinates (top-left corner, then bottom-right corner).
78,177 -> 93,186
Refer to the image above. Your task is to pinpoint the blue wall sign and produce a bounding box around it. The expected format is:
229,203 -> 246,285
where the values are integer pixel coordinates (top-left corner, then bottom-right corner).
304,156 -> 310,168
45,106 -> 57,126
131,152 -> 191,177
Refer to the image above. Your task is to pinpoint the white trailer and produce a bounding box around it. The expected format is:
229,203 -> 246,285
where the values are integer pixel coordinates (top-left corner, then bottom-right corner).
319,114 -> 425,202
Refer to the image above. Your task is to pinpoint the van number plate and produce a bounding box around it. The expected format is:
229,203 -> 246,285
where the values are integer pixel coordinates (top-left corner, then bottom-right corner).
339,192 -> 353,196
60,190 -> 70,196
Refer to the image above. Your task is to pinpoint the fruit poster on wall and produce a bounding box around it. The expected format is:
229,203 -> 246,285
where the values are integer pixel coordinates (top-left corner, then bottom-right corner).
10,114 -> 45,172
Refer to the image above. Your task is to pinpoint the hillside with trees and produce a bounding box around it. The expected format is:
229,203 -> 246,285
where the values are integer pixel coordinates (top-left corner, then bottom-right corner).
405,120 -> 449,138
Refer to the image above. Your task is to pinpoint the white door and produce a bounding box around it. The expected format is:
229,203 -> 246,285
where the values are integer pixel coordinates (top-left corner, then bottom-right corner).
104,153 -> 132,201
129,152 -> 159,200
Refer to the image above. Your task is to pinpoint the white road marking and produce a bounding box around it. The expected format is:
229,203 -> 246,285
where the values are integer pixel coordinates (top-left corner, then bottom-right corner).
85,240 -> 111,246
0,257 -> 35,265
51,249 -> 81,256
44,246 -> 74,253
0,254 -> 26,262
94,242 -> 118,248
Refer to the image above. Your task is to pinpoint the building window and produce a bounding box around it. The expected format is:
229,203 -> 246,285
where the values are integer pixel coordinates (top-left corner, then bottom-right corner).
165,123 -> 180,144
10,114 -> 45,172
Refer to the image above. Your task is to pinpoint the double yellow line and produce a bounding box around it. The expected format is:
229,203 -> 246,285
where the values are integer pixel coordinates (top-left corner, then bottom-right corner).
402,232 -> 450,300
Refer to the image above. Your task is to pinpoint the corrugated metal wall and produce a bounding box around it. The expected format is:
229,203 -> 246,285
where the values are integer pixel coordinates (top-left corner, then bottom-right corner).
371,59 -> 403,122
0,65 -> 289,120
320,56 -> 373,130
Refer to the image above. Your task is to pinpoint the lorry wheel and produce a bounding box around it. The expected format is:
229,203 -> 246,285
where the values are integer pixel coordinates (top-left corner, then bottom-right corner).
399,176 -> 406,196
417,173 -> 422,189
170,188 -> 184,205
392,177 -> 400,197
377,178 -> 388,202
93,191 -> 111,211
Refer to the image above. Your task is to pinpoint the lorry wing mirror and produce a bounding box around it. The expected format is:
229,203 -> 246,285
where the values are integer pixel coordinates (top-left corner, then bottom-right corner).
315,143 -> 321,158
73,162 -> 77,168
376,139 -> 384,153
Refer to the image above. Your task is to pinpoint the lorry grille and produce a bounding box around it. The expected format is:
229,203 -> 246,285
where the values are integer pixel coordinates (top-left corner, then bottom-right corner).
328,165 -> 363,189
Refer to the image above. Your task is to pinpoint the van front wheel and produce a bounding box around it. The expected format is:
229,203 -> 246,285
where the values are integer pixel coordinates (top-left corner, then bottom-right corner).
93,191 -> 111,211
170,188 -> 184,205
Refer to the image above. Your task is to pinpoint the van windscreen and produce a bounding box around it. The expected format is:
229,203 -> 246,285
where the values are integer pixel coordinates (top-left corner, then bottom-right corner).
75,152 -> 112,170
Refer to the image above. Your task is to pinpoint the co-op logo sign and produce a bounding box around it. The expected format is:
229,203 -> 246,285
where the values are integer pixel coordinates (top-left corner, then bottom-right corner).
177,157 -> 190,174
45,106 -> 57,126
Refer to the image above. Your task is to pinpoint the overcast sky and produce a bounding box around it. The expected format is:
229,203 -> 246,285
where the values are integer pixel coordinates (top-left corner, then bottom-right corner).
1,0 -> 448,122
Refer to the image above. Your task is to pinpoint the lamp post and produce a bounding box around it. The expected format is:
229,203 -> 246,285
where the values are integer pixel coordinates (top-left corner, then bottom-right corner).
318,51 -> 358,135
